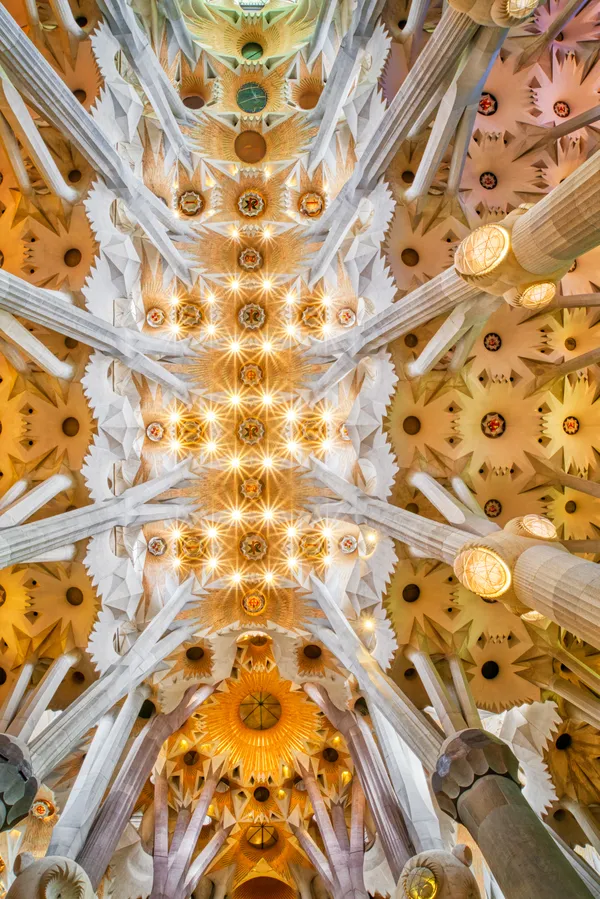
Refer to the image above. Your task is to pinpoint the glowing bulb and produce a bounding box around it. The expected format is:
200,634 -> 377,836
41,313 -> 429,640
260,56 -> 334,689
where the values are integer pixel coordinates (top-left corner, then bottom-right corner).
262,393 -> 273,406
322,323 -> 332,335
367,531 -> 377,544
263,456 -> 273,469
172,528 -> 182,541
170,295 -> 180,307
323,555 -> 332,566
180,738 -> 188,749
206,323 -> 216,336
229,393 -> 241,406
231,227 -> 240,239
169,411 -> 181,424
286,408 -> 297,422
230,456 -> 241,470
333,735 -> 340,744
231,278 -> 241,291
286,324 -> 298,337
263,226 -> 272,238
231,571 -> 242,584
264,571 -> 274,584
321,408 -> 332,423
285,292 -> 296,305
282,765 -> 290,777
205,409 -> 216,423
170,322 -> 181,334
321,439 -> 332,452
287,557 -> 298,568
262,508 -> 274,521
207,557 -> 218,570
322,295 -> 331,306
286,440 -> 298,452
231,508 -> 243,522
362,616 -> 375,631
206,440 -> 217,453
230,340 -> 241,353
230,165 -> 238,175
264,167 -> 271,179
172,556 -> 182,568
278,789 -> 286,799
262,340 -> 273,353
287,526 -> 297,538
169,439 -> 182,451
205,292 -> 215,304
262,278 -> 272,291
322,527 -> 332,539
207,527 -> 218,540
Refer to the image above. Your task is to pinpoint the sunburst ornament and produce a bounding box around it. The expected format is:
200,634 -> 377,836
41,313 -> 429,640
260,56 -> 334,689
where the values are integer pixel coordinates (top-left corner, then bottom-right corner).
197,668 -> 320,779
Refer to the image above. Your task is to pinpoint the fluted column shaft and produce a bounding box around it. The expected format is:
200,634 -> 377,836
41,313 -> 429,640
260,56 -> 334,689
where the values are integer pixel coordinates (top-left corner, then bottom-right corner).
433,729 -> 593,899
512,149 -> 600,275
7,650 -> 80,742
513,543 -> 600,648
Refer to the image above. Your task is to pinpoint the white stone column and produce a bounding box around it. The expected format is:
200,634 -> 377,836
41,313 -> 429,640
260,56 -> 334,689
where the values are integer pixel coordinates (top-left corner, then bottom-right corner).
0,271 -> 192,401
0,474 -> 74,529
0,658 -> 37,731
6,650 -> 80,742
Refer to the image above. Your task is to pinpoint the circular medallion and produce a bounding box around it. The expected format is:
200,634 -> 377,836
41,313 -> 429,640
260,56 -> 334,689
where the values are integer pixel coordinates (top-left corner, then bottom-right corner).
301,302 -> 326,329
240,362 -> 264,385
240,531 -> 268,560
483,332 -> 502,351
480,412 -> 506,438
148,536 -> 167,556
239,693 -> 281,731
339,534 -> 358,554
177,190 -> 204,216
299,531 -> 329,561
518,281 -> 556,309
478,92 -> 497,116
241,476 -> 263,500
299,191 -> 325,217
238,189 -> 266,217
337,307 -> 356,328
479,171 -> 497,190
521,514 -> 557,539
182,94 -> 205,109
237,82 -> 268,114
32,799 -> 55,819
562,415 -> 580,435
238,247 -> 263,270
455,225 -> 510,278
553,100 -> 571,118
146,307 -> 165,328
404,866 -> 438,899
484,499 -> 502,518
234,131 -> 267,164
239,303 -> 266,329
242,590 -> 267,615
238,417 -> 265,445
455,546 -> 511,599
146,421 -> 164,442
241,42 -> 263,60
171,303 -> 203,327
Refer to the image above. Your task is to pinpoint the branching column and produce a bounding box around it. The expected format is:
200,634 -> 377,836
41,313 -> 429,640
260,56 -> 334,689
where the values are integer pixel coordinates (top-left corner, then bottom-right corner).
77,684 -> 215,890
303,683 -> 414,879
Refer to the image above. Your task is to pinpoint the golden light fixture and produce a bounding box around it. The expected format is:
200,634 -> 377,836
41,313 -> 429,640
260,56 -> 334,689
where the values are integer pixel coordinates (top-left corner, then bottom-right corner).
454,546 -> 512,599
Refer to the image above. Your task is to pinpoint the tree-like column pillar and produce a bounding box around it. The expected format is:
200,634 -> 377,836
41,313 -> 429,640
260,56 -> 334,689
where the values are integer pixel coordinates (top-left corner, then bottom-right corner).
432,729 -> 594,899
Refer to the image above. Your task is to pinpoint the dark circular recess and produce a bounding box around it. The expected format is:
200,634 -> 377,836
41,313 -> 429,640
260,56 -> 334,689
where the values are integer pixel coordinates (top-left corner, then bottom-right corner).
555,733 -> 572,751
303,644 -> 322,659
401,248 -> 420,267
237,82 -> 268,114
186,646 -> 205,661
298,90 -> 320,110
401,170 -> 415,184
66,586 -> 84,606
64,337 -> 79,349
72,671 -> 85,684
64,248 -> 82,267
403,415 -> 421,435
404,333 -> 418,348
0,667 -> 6,685
564,337 -> 577,351
253,786 -> 270,802
184,750 -> 200,766
402,583 -> 421,603
62,417 -> 80,437
397,18 -> 407,28
68,169 -> 82,183
0,584 -> 5,606
565,500 -> 577,514
553,808 -> 566,821
406,502 -> 419,514
183,95 -> 205,109
73,89 -> 87,103
481,661 -> 500,680
322,747 -> 339,763
404,667 -> 417,680
139,699 -> 156,719
246,824 -> 278,850
75,15 -> 88,26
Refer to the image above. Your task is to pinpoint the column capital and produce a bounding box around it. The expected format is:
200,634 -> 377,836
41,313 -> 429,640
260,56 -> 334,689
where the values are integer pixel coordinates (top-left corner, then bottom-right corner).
431,728 -> 519,820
